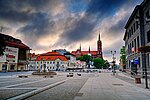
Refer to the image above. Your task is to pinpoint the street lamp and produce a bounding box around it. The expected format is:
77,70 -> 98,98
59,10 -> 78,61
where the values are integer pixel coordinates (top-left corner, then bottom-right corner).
111,50 -> 116,75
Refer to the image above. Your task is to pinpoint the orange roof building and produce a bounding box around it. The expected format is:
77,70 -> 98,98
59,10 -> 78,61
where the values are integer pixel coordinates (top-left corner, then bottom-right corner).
35,52 -> 68,71
72,33 -> 103,59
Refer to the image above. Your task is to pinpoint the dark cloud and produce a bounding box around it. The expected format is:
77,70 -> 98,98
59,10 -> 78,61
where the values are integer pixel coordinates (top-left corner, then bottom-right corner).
18,13 -> 55,36
0,0 -> 143,55
86,0 -> 126,16
54,15 -> 96,46
0,0 -> 51,23
108,15 -> 129,36
55,0 -> 142,46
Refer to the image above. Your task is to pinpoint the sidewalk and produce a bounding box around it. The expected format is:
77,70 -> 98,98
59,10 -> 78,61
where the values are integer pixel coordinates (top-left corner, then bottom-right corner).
74,73 -> 150,100
116,72 -> 150,89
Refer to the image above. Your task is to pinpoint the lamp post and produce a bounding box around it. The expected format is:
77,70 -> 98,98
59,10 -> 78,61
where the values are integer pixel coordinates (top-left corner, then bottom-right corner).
111,50 -> 116,75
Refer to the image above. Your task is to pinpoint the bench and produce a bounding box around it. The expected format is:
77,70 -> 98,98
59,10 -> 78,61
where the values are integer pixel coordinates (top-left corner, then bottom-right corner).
77,73 -> 81,76
67,74 -> 73,77
18,75 -> 28,78
43,75 -> 54,78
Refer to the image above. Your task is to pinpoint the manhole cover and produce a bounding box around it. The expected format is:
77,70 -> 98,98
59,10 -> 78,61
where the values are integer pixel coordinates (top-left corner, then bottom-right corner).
76,93 -> 83,97
112,84 -> 124,86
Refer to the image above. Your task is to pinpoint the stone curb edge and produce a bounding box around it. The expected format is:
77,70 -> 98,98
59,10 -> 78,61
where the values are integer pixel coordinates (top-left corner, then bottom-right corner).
7,79 -> 67,100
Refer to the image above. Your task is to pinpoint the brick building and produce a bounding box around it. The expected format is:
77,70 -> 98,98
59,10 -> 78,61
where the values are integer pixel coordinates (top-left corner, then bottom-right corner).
72,33 -> 103,59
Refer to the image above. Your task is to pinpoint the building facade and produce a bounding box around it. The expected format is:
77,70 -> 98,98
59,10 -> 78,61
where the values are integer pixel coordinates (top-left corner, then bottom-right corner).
28,53 -> 38,70
52,49 -> 76,68
123,0 -> 150,74
72,33 -> 103,59
36,52 -> 68,71
0,33 -> 31,71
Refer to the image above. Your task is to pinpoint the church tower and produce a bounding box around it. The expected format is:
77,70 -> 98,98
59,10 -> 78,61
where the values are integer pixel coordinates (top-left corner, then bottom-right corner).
97,32 -> 103,58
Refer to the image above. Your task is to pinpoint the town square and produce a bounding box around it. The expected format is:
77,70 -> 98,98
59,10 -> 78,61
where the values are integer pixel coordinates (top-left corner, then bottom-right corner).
0,0 -> 150,100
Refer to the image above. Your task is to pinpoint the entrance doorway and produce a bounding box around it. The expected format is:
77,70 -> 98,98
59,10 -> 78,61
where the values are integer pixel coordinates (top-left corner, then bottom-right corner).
10,65 -> 15,70
2,64 -> 7,71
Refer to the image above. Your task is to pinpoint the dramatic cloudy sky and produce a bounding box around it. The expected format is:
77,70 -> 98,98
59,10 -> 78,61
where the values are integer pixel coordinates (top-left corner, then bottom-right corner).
0,0 -> 143,64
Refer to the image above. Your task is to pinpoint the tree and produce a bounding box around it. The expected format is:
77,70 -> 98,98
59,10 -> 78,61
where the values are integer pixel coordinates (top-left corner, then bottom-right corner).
0,37 -> 6,56
93,58 -> 105,69
120,46 -> 126,69
76,55 -> 92,65
103,60 -> 110,69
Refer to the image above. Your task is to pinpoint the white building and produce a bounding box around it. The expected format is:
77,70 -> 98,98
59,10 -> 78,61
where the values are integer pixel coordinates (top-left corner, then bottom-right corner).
36,52 -> 68,71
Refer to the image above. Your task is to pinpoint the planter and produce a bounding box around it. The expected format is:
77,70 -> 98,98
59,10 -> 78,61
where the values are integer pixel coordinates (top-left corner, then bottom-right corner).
135,75 -> 141,84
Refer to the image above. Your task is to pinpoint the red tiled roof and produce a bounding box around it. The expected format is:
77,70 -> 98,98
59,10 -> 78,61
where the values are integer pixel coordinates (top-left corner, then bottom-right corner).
6,40 -> 31,50
41,52 -> 60,55
71,51 -> 97,56
36,51 -> 68,61
36,55 -> 68,61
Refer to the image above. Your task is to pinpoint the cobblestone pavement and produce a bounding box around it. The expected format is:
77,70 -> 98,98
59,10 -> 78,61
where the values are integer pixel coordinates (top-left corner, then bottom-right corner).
0,73 -> 67,100
26,73 -> 94,100
115,72 -> 150,89
1,72 -> 150,100
74,73 -> 150,100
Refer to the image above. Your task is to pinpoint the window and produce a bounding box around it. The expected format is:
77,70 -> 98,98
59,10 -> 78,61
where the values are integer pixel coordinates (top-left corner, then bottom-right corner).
136,21 -> 139,29
131,27 -> 133,35
147,30 -> 150,43
128,45 -> 130,54
133,23 -> 136,32
130,43 -> 132,54
146,10 -> 150,18
128,31 -> 129,39
137,36 -> 140,48
132,41 -> 134,48
134,39 -> 136,52
129,30 -> 131,37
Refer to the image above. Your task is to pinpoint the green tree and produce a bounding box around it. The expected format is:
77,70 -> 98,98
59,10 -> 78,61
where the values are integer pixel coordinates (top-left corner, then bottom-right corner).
0,37 -> 6,56
120,46 -> 126,69
76,56 -> 83,61
103,60 -> 110,69
93,58 -> 105,69
76,55 -> 92,65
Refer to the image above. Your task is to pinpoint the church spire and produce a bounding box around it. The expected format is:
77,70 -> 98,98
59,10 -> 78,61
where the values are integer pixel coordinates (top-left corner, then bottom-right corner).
80,43 -> 81,51
98,32 -> 101,41
88,46 -> 90,53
